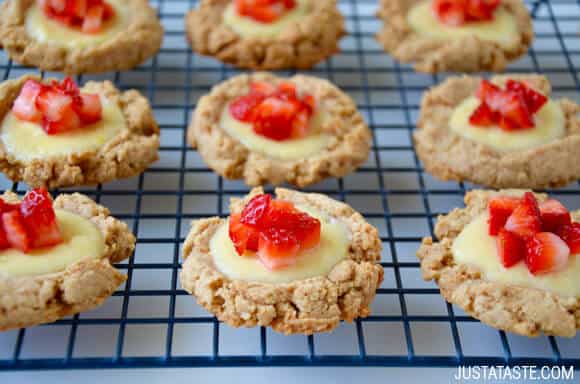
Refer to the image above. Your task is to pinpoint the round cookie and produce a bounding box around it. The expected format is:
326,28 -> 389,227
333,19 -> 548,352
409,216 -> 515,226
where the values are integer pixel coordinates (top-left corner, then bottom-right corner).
376,0 -> 533,73
180,187 -> 384,335
414,74 -> 580,189
189,72 -> 372,187
417,189 -> 579,338
0,0 -> 163,74
0,191 -> 135,331
185,0 -> 345,70
0,75 -> 160,189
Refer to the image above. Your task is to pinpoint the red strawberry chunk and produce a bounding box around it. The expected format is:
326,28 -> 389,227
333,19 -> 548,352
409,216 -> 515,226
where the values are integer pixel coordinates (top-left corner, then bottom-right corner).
230,81 -> 316,141
77,93 -> 103,124
0,223 -> 10,251
496,228 -> 525,268
20,189 -> 63,249
539,199 -> 571,233
229,213 -> 259,255
12,80 -> 43,123
42,0 -> 114,33
525,232 -> 570,275
487,196 -> 519,235
257,228 -> 300,270
470,79 -> 545,132
292,212 -> 321,250
504,192 -> 541,238
432,0 -> 501,26
240,194 -> 272,227
505,80 -> 547,114
2,210 -> 31,253
235,0 -> 296,23
557,223 -> 580,255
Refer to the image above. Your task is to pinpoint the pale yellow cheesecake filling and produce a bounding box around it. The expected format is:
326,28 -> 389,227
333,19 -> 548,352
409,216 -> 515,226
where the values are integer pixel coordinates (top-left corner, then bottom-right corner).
1,89 -> 126,162
0,209 -> 105,277
25,0 -> 128,48
222,0 -> 309,38
219,104 -> 330,160
449,97 -> 565,152
210,205 -> 349,284
452,213 -> 580,297
407,1 -> 519,48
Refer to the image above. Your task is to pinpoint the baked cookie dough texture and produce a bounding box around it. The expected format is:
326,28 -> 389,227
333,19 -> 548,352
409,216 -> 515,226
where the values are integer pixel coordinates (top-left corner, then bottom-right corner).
417,190 -> 579,338
376,0 -> 533,73
0,192 -> 135,331
0,0 -> 163,74
180,188 -> 384,335
186,0 -> 346,70
414,74 -> 580,189
0,75 -> 160,189
189,73 -> 372,187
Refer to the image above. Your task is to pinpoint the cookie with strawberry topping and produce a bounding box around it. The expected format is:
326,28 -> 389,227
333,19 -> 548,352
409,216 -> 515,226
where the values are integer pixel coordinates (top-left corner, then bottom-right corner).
0,0 -> 163,74
376,0 -> 533,73
417,189 -> 580,337
185,0 -> 345,70
0,75 -> 160,189
414,74 -> 580,189
180,187 -> 383,335
189,73 -> 371,187
0,189 -> 135,331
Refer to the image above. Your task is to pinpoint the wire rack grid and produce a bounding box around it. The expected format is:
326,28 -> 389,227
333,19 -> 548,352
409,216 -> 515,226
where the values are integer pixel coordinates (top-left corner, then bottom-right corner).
0,0 -> 579,371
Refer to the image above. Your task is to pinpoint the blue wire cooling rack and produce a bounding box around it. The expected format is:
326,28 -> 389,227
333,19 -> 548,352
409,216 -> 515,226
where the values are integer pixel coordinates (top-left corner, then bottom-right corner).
0,0 -> 579,371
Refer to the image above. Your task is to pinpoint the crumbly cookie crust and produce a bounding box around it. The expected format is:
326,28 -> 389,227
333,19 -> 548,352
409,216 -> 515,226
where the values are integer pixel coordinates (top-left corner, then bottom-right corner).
376,0 -> 533,73
185,0 -> 345,70
189,73 -> 372,187
417,189 -> 580,338
414,74 -> 580,189
180,187 -> 384,335
0,0 -> 163,74
0,191 -> 136,331
0,75 -> 160,189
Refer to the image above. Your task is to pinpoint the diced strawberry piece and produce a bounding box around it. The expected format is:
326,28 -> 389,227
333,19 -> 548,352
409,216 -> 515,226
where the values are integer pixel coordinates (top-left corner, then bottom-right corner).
43,107 -> 82,135
496,228 -> 525,268
36,89 -> 74,122
539,199 -> 571,233
292,212 -> 321,251
525,232 -> 570,275
432,0 -> 466,26
0,199 -> 20,214
257,228 -> 300,270
476,79 -> 501,101
487,196 -> 520,235
250,81 -> 277,96
240,194 -> 272,227
49,0 -> 67,13
20,189 -> 63,249
504,192 -> 541,238
497,93 -> 534,131
229,213 -> 259,255
234,0 -> 295,23
275,81 -> 298,100
82,5 -> 104,33
77,93 -> 102,124
505,80 -> 547,114
465,0 -> 500,20
12,80 -> 43,123
0,222 -> 10,251
469,102 -> 497,127
252,97 -> 297,141
230,94 -> 265,122
557,223 -> 580,255
66,0 -> 88,18
2,210 -> 31,253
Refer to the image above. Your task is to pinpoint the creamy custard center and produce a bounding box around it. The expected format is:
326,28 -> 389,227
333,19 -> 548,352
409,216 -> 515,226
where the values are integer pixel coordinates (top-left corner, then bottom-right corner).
449,97 -> 565,152
408,1 -> 519,48
25,0 -> 128,48
452,213 -> 580,297
1,90 -> 126,162
210,206 -> 349,284
219,104 -> 330,160
0,209 -> 105,277
222,0 -> 309,38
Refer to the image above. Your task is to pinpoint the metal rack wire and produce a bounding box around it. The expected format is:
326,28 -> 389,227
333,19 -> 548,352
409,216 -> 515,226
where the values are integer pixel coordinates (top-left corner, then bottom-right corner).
0,0 -> 579,371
